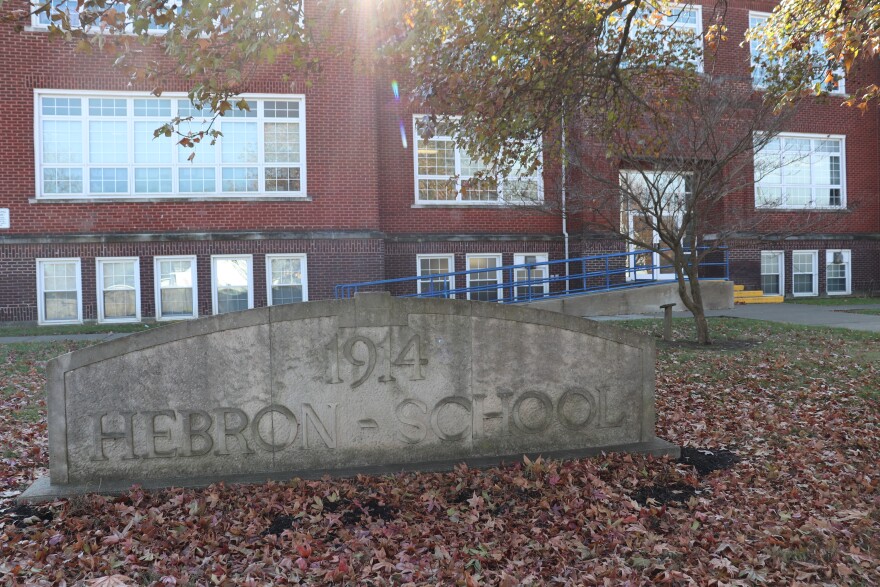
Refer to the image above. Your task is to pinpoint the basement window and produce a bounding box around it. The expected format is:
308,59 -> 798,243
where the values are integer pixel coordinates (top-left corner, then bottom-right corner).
36,258 -> 82,324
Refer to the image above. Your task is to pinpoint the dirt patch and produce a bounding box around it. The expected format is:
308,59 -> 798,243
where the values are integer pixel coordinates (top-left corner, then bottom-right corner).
632,483 -> 698,506
1,504 -> 54,528
678,447 -> 740,476
264,514 -> 299,535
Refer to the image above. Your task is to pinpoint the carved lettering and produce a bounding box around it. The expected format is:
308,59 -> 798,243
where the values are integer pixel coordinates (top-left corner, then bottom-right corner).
472,394 -> 506,440
597,385 -> 626,429
393,334 -> 428,380
251,404 -> 299,452
512,391 -> 553,433
181,410 -> 213,457
142,410 -> 177,459
214,408 -> 255,456
343,335 -> 377,389
90,412 -> 137,461
396,399 -> 428,444
430,396 -> 472,442
557,389 -> 596,430
302,403 -> 337,449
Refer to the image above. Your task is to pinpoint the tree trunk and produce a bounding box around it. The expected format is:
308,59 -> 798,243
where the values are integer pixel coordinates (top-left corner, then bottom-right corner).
672,249 -> 712,345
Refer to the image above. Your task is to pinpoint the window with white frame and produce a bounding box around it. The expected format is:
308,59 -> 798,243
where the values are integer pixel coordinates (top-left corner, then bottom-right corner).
754,134 -> 845,209
633,3 -> 703,70
96,257 -> 140,322
414,118 -> 541,204
416,254 -> 456,298
791,250 -> 818,296
760,251 -> 784,296
212,255 -> 253,314
35,92 -> 306,198
155,256 -> 197,320
466,254 -> 503,302
32,0 -> 173,32
513,253 -> 549,301
266,254 -> 307,305
36,258 -> 82,324
748,12 -> 845,93
825,249 -> 851,295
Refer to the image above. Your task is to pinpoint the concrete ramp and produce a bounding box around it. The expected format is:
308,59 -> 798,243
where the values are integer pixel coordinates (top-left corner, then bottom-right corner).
525,281 -> 734,317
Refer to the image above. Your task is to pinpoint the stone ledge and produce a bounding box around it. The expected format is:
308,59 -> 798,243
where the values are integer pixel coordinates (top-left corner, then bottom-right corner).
19,439 -> 679,503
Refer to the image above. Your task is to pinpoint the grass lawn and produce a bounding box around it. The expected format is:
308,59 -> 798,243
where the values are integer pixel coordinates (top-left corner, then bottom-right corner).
0,322 -> 157,338
786,296 -> 880,306
1,319 -> 878,585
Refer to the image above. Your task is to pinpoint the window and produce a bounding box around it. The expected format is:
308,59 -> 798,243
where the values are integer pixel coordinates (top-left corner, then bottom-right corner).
96,257 -> 140,322
413,117 -> 542,204
618,3 -> 703,71
513,254 -> 549,301
466,254 -> 503,302
266,254 -> 308,306
35,91 -> 306,198
36,258 -> 82,324
154,256 -> 197,320
211,255 -> 253,314
754,134 -> 845,209
748,12 -> 845,93
416,254 -> 456,298
760,251 -> 784,296
32,0 -> 172,33
825,250 -> 851,295
792,251 -> 818,297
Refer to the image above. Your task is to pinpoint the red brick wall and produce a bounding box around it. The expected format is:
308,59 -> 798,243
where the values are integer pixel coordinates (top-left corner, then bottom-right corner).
0,238 -> 384,322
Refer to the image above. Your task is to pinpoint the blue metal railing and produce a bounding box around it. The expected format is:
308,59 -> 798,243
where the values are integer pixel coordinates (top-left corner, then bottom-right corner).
334,246 -> 729,303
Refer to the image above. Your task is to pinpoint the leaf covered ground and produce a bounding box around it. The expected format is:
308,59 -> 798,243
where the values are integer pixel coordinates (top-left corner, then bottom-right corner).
1,319 -> 878,586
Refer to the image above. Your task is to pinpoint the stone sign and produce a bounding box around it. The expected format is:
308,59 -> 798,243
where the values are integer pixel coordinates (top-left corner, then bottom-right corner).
21,293 -> 677,501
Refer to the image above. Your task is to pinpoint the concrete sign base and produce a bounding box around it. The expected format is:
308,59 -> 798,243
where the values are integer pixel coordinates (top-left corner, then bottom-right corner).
21,293 -> 677,502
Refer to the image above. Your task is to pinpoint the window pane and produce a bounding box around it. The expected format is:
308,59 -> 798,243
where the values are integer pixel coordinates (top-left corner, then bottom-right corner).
159,260 -> 193,287
89,98 -> 126,117
179,168 -> 216,193
103,289 -> 136,319
43,168 -> 83,194
418,179 -> 455,201
221,122 -> 258,163
102,261 -> 136,289
41,96 -> 82,116
264,101 -> 299,118
43,120 -> 83,164
265,167 -> 301,192
45,291 -> 78,321
133,99 -> 171,117
215,258 -> 249,314
793,274 -> 813,294
417,137 -> 455,176
90,121 -> 128,164
468,257 -> 500,302
264,122 -> 300,163
221,168 -> 258,192
134,122 -> 172,164
418,257 -> 453,297
761,274 -> 780,295
90,168 -> 128,193
160,288 -> 193,316
134,168 -> 172,193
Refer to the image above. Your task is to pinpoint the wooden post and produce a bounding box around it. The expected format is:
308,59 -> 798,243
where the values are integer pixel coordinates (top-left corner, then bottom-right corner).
660,303 -> 676,341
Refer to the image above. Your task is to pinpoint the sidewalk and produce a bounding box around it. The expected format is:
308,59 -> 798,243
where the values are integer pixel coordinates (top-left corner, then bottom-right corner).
591,302 -> 880,333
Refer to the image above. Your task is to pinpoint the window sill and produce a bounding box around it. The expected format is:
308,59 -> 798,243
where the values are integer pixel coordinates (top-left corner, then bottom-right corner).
411,202 -> 544,210
30,196 -> 313,204
754,206 -> 847,212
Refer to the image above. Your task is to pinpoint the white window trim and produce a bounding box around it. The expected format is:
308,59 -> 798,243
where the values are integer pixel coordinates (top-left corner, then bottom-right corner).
96,257 -> 141,323
791,250 -> 819,297
211,254 -> 254,315
36,257 -> 83,325
416,254 -> 456,298
825,249 -> 852,296
154,255 -> 198,321
513,253 -> 550,298
465,253 -> 504,302
412,116 -> 544,206
760,250 -> 785,296
748,11 -> 846,95
265,253 -> 309,306
33,89 -> 307,200
754,132 -> 847,210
